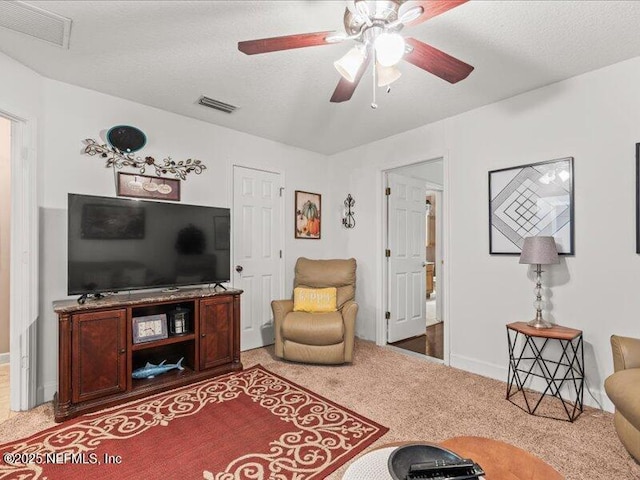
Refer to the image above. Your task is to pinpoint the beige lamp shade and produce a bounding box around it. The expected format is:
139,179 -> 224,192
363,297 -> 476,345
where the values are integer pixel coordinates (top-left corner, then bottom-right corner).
519,236 -> 559,265
376,63 -> 402,87
334,46 -> 366,83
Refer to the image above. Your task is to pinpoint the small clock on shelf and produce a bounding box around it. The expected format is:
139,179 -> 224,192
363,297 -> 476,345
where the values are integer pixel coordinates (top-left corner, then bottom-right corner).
133,314 -> 168,344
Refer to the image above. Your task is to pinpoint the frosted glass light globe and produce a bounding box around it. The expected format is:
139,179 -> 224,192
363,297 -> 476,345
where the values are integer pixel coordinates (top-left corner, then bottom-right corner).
374,32 -> 405,67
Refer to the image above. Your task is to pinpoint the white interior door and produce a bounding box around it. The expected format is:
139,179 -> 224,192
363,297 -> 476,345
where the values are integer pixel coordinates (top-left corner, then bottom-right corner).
387,172 -> 427,343
233,166 -> 282,351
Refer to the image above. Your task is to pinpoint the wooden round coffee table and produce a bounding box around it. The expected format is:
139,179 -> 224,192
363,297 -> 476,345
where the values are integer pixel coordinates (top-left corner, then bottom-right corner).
343,436 -> 562,480
440,436 -> 562,480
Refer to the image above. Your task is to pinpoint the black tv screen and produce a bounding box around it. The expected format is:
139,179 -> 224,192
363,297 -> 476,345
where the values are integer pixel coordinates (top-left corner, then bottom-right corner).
68,194 -> 230,295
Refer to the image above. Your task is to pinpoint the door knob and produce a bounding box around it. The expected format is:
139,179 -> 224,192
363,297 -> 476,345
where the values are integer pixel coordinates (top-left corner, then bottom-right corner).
235,265 -> 243,273
422,262 -> 427,267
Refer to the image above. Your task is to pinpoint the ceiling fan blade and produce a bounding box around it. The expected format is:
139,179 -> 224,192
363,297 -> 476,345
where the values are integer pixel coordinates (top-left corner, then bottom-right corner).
400,0 -> 469,27
238,31 -> 335,55
330,55 -> 372,103
404,37 -> 474,84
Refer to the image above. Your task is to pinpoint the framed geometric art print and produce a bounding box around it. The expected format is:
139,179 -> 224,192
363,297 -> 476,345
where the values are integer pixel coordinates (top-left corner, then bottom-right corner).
489,157 -> 574,255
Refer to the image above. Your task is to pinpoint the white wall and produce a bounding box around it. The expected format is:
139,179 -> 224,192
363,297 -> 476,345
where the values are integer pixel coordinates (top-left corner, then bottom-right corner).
392,160 -> 444,186
0,118 -> 10,357
38,79 -> 336,402
329,55 -> 640,410
0,53 -> 42,120
8,45 -> 640,411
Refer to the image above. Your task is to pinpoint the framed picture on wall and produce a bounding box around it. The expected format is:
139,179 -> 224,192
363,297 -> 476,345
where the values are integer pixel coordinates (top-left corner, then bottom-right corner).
117,172 -> 181,201
295,190 -> 321,239
488,157 -> 574,255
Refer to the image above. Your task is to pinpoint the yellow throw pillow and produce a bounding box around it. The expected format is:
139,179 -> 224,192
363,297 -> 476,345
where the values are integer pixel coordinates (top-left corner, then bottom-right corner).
293,287 -> 337,313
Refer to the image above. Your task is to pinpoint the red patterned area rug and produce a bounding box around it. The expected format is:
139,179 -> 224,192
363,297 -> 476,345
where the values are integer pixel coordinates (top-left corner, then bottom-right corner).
0,365 -> 388,479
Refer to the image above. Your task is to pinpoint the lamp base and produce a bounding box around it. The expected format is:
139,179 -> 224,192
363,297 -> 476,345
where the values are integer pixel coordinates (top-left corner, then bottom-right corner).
527,318 -> 553,329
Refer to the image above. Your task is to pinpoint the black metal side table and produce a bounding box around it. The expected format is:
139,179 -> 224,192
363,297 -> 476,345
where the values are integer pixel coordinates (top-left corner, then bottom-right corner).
506,322 -> 584,422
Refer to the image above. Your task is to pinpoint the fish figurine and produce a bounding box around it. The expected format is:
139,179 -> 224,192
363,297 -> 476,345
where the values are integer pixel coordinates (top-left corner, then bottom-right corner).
132,357 -> 184,379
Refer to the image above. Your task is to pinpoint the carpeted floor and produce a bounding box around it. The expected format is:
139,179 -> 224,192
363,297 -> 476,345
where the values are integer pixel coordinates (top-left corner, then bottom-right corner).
0,364 -> 12,422
1,365 -> 387,479
1,339 -> 639,479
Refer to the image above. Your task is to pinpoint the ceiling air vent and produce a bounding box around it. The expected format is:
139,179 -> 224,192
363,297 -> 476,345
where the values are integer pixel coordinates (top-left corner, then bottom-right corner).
198,96 -> 237,114
0,1 -> 72,48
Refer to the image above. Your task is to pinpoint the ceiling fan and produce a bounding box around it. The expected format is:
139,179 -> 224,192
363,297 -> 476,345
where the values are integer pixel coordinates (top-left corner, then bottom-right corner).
238,0 -> 474,106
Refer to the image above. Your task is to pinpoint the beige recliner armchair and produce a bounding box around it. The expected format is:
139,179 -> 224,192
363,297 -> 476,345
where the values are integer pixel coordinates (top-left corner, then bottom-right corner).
271,257 -> 357,364
605,335 -> 640,462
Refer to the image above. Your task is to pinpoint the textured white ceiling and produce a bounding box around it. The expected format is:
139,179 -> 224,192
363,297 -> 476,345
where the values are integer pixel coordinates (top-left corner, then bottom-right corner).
2,1 -> 640,154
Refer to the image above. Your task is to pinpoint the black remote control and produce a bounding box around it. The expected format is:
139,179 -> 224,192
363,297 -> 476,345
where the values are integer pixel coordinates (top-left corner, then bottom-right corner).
407,458 -> 484,480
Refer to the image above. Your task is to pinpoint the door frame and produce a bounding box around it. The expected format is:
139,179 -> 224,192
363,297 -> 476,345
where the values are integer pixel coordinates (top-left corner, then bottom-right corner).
378,154 -> 451,365
1,107 -> 39,410
424,184 -> 443,324
230,164 -> 286,340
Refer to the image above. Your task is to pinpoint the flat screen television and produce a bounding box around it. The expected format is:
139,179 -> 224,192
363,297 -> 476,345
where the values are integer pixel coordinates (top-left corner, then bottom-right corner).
68,193 -> 230,295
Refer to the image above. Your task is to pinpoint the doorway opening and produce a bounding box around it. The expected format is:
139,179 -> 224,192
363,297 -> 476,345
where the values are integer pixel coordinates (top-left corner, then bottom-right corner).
0,115 -> 11,419
384,158 -> 446,362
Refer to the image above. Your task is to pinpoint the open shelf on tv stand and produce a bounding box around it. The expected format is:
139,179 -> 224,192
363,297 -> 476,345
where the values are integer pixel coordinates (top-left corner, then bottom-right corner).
131,365 -> 198,391
131,332 -> 196,351
53,287 -> 243,422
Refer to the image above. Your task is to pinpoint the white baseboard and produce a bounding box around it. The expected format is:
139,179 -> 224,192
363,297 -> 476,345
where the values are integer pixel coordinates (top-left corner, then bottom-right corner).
0,353 -> 9,365
450,353 -> 505,380
450,353 -> 613,413
38,381 -> 57,404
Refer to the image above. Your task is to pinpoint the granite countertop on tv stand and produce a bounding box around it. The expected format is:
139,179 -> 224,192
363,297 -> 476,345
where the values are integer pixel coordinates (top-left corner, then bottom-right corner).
53,287 -> 243,314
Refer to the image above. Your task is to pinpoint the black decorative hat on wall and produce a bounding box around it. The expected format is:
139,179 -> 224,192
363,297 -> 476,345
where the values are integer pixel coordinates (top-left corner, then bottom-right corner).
107,125 -> 147,153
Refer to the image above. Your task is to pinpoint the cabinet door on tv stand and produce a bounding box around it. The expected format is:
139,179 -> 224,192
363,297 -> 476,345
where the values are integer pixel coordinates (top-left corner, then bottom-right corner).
199,296 -> 234,370
71,309 -> 127,403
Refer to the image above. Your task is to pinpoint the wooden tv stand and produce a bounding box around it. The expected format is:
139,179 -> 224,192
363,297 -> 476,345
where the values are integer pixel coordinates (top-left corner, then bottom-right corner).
53,287 -> 243,422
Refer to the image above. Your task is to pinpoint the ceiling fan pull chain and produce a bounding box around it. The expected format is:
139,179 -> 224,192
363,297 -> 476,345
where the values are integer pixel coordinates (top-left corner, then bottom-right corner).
371,51 -> 378,110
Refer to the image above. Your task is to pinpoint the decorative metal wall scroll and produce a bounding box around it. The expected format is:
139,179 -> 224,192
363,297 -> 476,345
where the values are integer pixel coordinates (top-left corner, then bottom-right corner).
342,194 -> 355,229
84,138 -> 206,180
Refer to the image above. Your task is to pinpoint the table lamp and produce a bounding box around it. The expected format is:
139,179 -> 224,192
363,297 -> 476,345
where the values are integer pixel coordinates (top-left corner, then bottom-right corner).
519,236 -> 559,329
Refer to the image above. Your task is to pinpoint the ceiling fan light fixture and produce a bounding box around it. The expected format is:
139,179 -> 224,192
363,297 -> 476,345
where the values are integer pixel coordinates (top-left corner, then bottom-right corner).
398,5 -> 424,24
376,63 -> 402,87
334,46 -> 366,82
374,32 -> 405,67
325,32 -> 347,43
354,0 -> 372,23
